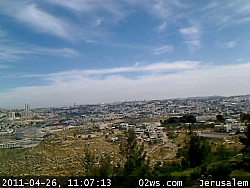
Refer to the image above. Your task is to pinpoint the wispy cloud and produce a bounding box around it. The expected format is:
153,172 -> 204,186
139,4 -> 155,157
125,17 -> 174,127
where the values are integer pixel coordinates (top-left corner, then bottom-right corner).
33,47 -> 80,58
152,45 -> 174,55
200,1 -> 250,29
180,26 -> 200,39
151,0 -> 188,19
0,41 -> 80,62
0,1 -> 132,43
45,0 -> 126,22
0,0 -> 192,43
202,2 -> 218,10
141,61 -> 198,71
17,61 -> 200,84
216,41 -> 237,50
155,22 -> 167,32
227,41 -> 236,48
0,27 -> 80,62
1,61 -> 250,108
152,1 -> 172,19
179,25 -> 201,51
123,0 -> 189,25
0,45 -> 30,62
44,61 -> 199,82
0,2 -> 75,40
237,58 -> 244,62
0,64 -> 10,69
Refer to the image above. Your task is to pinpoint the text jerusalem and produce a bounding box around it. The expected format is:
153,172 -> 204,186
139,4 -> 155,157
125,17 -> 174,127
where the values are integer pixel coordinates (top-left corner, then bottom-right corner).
200,178 -> 249,187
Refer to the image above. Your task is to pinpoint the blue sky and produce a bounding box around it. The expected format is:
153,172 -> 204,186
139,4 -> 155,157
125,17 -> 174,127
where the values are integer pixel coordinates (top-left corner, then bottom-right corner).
1,0 -> 250,109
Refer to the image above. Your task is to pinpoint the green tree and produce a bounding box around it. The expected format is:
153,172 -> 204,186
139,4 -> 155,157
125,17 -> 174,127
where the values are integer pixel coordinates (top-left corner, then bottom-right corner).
208,162 -> 232,180
178,134 -> 211,169
83,145 -> 114,177
216,114 -> 225,123
162,115 -> 197,125
83,129 -> 151,187
240,123 -> 250,152
167,117 -> 180,124
119,129 -> 150,176
240,113 -> 250,123
117,129 -> 151,187
83,145 -> 97,176
182,115 -> 196,123
245,124 -> 250,146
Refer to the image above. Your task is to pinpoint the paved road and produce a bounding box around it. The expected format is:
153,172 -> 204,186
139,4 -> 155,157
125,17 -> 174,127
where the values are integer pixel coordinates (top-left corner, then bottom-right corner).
198,132 -> 228,139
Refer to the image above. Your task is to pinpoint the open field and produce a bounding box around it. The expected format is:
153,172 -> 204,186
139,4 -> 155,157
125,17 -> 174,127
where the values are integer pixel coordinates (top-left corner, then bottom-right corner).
0,126 -> 246,177
0,128 -> 124,176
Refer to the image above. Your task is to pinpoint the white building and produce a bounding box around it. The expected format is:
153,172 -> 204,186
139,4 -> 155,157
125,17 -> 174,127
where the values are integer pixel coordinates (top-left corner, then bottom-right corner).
25,103 -> 30,111
214,124 -> 231,132
8,111 -> 15,119
22,103 -> 32,118
120,123 -> 129,129
96,123 -> 108,130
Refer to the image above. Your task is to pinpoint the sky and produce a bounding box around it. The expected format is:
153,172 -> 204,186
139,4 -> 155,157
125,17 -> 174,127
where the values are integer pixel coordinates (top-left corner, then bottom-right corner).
1,0 -> 250,109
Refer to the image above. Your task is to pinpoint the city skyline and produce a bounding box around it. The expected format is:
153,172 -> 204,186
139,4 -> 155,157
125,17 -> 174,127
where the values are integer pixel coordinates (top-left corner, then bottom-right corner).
1,1 -> 250,108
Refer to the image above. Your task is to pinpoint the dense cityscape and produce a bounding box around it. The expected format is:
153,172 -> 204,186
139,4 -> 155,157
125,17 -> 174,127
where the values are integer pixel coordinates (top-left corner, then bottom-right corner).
0,95 -> 250,187
0,94 -> 249,151
1,94 -> 250,133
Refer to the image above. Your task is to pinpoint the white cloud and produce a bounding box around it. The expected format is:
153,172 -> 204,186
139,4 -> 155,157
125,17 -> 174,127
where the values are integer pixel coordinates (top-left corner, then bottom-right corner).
1,61 -> 250,108
142,61 -> 199,72
235,1 -> 250,14
180,26 -> 201,51
0,45 -> 31,62
0,41 -> 80,62
34,47 -> 80,58
202,2 -> 218,10
0,1 -> 131,42
123,0 -> 188,24
201,1 -> 250,29
0,15 -> 79,62
45,0 -> 126,22
15,61 -> 199,85
180,26 -> 200,36
156,22 -> 167,32
151,0 -> 188,19
0,1 -> 81,41
184,40 -> 201,47
216,41 -> 237,50
20,5 -> 69,38
94,19 -> 102,26
45,0 -> 94,12
152,45 -> 174,55
46,61 -> 200,80
227,41 -> 236,48
238,17 -> 250,24
0,65 -> 10,69
152,1 -> 172,19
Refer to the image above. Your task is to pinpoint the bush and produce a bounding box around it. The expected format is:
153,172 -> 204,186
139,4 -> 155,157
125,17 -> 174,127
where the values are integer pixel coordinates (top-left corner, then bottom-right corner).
208,162 -> 232,180
190,168 -> 201,181
177,135 -> 211,169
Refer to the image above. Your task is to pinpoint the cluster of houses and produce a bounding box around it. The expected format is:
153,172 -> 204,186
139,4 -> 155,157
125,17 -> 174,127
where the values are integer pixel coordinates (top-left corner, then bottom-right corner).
134,124 -> 166,142
213,119 -> 246,135
0,141 -> 17,149
93,122 -> 166,143
42,122 -> 70,130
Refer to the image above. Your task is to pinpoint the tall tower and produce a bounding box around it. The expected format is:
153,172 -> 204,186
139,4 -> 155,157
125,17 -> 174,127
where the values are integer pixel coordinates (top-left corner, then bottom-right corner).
25,103 -> 30,112
24,103 -> 31,118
